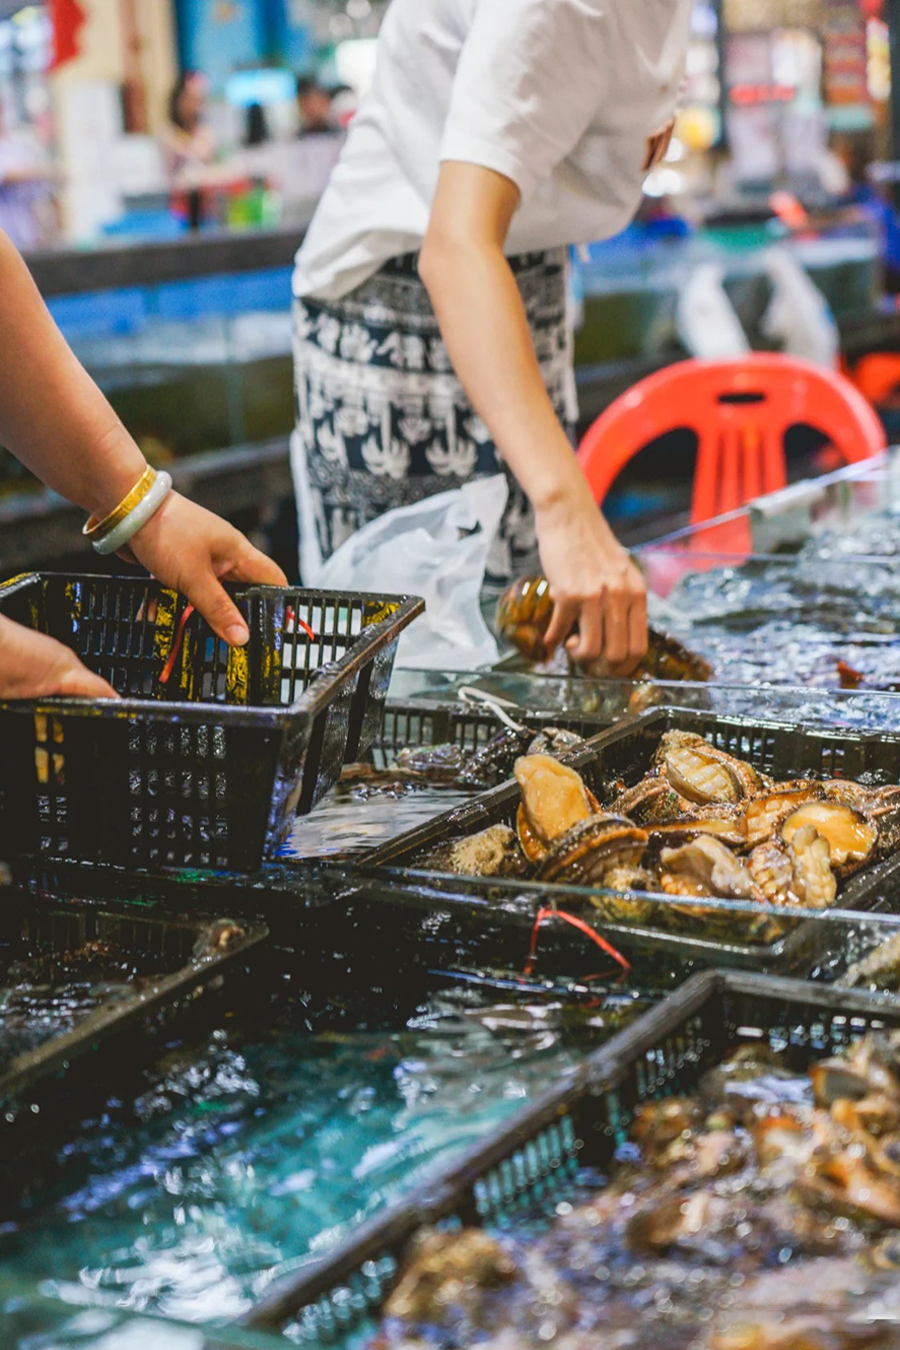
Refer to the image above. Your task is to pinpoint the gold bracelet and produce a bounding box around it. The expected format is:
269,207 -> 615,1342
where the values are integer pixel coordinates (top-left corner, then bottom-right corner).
83,464 -> 156,541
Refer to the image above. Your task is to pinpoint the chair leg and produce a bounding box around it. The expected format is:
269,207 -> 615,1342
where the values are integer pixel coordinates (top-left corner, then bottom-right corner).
690,430 -> 721,524
742,424 -> 762,502
761,427 -> 787,495
719,428 -> 741,516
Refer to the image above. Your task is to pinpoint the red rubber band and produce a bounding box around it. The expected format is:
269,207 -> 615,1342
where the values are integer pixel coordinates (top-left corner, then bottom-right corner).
524,906 -> 630,978
285,604 -> 315,641
159,603 -> 195,685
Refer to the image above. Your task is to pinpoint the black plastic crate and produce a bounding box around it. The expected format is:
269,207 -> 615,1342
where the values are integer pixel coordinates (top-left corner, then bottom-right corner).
373,699 -> 614,771
0,891 -> 267,1116
241,970 -> 900,1338
0,889 -> 267,1213
0,573 -> 422,871
364,708 -> 900,970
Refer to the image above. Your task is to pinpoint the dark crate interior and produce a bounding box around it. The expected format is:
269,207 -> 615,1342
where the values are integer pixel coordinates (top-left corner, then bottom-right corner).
374,700 -> 614,768
0,889 -> 266,1210
0,898 -> 213,1064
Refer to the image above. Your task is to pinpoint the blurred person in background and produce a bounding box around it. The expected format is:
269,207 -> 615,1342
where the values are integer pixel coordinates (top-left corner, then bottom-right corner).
0,227 -> 286,699
245,102 -> 269,149
833,134 -> 900,294
0,101 -> 57,252
296,77 -> 340,137
291,0 -> 693,669
160,71 -> 216,178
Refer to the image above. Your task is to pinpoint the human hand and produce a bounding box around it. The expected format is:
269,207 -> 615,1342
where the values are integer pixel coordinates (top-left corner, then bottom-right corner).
0,615 -> 119,700
535,486 -> 648,671
126,492 -> 288,646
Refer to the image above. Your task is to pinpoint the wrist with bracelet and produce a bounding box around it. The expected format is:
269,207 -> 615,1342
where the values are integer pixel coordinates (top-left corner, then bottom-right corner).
83,464 -> 173,556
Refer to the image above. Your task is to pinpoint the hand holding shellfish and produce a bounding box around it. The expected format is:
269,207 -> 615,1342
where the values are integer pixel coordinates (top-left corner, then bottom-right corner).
496,576 -> 712,683
531,497 -> 649,670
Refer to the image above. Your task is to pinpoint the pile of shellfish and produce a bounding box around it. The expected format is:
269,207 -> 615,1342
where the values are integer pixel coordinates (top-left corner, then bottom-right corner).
421,731 -> 900,935
376,1034 -> 900,1350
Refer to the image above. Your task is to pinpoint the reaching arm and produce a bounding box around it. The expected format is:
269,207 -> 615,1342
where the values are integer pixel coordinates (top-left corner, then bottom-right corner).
418,162 -> 646,668
0,228 -> 147,515
0,230 -> 286,651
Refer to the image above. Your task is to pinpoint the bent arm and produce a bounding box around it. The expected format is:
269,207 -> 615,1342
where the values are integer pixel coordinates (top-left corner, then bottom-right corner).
0,230 -> 286,647
419,165 -> 580,520
418,162 -> 646,666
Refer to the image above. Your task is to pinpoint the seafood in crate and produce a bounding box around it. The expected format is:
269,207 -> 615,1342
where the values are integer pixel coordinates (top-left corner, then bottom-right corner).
374,1030 -> 900,1349
365,711 -> 900,960
415,730 -> 900,940
241,974 -> 900,1344
345,719 -> 588,791
291,704 -> 611,861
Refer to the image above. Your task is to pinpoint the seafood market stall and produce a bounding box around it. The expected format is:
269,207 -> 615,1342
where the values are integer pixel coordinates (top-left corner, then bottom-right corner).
7,848 -> 900,1342
242,972 -> 900,1347
12,462 -> 900,1346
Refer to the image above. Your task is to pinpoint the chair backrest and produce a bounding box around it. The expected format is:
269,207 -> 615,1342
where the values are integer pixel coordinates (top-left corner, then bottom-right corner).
577,354 -> 887,529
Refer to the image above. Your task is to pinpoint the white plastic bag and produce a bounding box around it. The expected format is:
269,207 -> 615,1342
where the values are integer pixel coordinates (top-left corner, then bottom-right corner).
315,474 -> 509,670
676,262 -> 750,360
762,246 -> 839,369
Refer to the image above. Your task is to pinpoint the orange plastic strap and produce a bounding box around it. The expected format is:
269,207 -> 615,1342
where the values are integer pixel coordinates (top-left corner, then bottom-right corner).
524,906 -> 630,978
159,603 -> 195,685
286,604 -> 315,641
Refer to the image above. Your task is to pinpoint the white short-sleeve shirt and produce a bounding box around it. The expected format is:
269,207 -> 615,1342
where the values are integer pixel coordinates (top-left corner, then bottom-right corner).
293,0 -> 694,302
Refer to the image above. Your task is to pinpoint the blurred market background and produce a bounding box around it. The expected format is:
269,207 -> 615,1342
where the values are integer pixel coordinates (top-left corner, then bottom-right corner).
0,0 -> 898,580
6,6 -> 900,1345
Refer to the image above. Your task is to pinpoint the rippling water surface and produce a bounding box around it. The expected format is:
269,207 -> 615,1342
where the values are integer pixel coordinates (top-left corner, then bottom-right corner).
0,945 -> 162,1066
0,982 -> 644,1328
654,554 -> 900,690
15,521 -> 900,1343
280,781 -> 474,861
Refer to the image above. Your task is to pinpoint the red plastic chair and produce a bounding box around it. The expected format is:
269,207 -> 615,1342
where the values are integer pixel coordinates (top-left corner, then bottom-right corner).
577,355 -> 886,531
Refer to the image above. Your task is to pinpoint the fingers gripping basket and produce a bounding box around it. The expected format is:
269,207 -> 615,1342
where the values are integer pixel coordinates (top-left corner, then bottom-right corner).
0,573 -> 422,872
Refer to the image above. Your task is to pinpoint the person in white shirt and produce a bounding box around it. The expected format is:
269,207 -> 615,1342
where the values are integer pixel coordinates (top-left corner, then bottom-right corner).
292,0 -> 693,668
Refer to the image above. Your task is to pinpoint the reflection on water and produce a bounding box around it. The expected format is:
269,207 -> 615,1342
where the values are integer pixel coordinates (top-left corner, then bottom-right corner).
0,984 -> 643,1326
0,949 -> 154,1066
0,977 -> 132,1065
655,556 -> 900,690
280,781 -> 475,860
812,511 -> 900,560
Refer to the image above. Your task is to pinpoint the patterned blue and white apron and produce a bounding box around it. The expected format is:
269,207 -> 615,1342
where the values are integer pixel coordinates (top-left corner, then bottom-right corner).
291,247 -> 577,585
